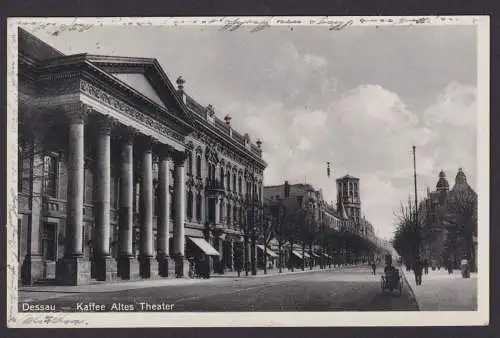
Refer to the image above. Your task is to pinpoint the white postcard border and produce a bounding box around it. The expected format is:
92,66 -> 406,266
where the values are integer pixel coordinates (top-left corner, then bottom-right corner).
6,15 -> 490,328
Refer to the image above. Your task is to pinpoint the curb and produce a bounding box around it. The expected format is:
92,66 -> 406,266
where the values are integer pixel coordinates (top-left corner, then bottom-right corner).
20,266 -> 356,302
399,268 -> 420,311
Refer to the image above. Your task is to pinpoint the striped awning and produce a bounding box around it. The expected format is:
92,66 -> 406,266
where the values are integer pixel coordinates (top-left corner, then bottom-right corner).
256,245 -> 278,258
188,237 -> 220,256
292,250 -> 303,259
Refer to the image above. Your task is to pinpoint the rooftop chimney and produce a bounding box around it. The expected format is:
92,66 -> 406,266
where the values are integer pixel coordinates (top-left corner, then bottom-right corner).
284,180 -> 290,198
256,139 -> 262,149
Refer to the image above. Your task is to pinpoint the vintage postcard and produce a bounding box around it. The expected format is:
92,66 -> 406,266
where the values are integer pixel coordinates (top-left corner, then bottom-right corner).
6,16 -> 489,327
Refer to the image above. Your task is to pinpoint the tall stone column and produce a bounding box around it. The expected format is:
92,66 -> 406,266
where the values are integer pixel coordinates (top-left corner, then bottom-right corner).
157,146 -> 171,277
57,103 -> 91,285
139,137 -> 154,278
117,129 -> 138,279
173,152 -> 187,277
94,116 -> 117,281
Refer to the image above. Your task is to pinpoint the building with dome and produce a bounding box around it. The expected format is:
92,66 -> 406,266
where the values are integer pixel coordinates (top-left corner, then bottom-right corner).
420,168 -> 477,268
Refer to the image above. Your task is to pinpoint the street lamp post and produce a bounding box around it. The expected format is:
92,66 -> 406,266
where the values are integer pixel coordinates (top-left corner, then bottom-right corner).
412,145 -> 420,262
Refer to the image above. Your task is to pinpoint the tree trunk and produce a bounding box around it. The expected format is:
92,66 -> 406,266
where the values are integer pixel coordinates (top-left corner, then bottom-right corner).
264,242 -> 268,275
301,243 -> 306,271
309,243 -> 313,270
278,242 -> 283,273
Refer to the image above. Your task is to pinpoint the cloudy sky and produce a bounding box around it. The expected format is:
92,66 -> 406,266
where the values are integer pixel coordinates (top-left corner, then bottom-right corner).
26,22 -> 478,239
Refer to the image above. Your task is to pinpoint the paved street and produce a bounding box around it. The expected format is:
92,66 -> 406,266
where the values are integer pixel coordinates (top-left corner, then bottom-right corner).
19,266 -> 418,312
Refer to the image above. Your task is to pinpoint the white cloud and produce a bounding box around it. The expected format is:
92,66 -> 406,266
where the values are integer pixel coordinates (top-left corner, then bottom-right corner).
31,26 -> 478,241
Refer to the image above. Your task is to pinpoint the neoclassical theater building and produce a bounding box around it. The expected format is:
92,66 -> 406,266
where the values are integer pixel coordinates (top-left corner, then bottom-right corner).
17,28 -> 266,285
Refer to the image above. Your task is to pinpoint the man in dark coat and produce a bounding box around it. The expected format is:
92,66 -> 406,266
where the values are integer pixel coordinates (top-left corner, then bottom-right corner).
414,257 -> 423,285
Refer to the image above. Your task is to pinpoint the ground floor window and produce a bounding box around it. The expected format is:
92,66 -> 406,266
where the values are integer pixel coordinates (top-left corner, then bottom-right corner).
41,222 -> 57,261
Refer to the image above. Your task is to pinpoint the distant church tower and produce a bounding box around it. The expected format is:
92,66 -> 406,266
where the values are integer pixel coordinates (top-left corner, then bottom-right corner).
336,175 -> 361,225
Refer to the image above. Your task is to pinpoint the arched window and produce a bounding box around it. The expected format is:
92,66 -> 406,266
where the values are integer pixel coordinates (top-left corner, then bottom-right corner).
233,205 -> 238,225
196,156 -> 202,178
187,151 -> 193,175
196,193 -> 202,221
43,154 -> 58,197
186,190 -> 193,220
219,200 -> 224,223
238,176 -> 242,194
227,202 -> 231,225
226,170 -> 231,191
233,173 -> 236,192
220,167 -> 224,188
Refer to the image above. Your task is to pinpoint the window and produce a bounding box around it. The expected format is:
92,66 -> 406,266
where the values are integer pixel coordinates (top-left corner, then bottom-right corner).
186,190 -> 193,220
233,206 -> 238,225
169,190 -> 175,220
84,168 -> 93,203
233,173 -> 236,192
41,222 -> 57,261
43,155 -> 58,197
111,178 -> 120,209
19,152 -> 31,194
227,203 -> 231,225
220,168 -> 224,188
226,170 -> 231,191
196,193 -> 202,221
238,176 -> 242,194
187,151 -> 193,175
153,179 -> 158,216
196,156 -> 202,177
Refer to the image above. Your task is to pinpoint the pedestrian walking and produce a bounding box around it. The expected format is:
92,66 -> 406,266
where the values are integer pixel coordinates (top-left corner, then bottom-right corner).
371,262 -> 377,275
424,259 -> 429,275
414,258 -> 423,286
447,259 -> 453,274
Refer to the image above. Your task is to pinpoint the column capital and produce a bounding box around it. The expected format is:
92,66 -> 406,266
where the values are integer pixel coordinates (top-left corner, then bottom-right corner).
95,114 -> 120,135
116,126 -> 140,145
172,150 -> 187,166
136,135 -> 155,152
62,102 -> 93,123
154,143 -> 174,160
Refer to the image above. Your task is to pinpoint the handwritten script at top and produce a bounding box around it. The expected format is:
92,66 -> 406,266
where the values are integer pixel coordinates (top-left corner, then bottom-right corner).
219,18 -> 354,32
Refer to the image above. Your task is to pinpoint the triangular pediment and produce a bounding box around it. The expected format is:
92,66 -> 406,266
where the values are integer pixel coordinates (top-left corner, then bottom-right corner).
87,55 -> 195,128
112,72 -> 167,108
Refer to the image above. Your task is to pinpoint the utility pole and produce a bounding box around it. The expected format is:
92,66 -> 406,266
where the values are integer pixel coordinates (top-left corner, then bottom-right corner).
412,145 -> 419,261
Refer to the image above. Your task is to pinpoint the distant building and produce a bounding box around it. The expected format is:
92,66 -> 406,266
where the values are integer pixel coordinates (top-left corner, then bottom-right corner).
420,168 -> 477,267
336,175 -> 361,231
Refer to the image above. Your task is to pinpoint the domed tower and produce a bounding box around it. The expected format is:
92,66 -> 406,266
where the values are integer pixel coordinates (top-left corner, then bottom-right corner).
455,168 -> 467,185
436,170 -> 449,192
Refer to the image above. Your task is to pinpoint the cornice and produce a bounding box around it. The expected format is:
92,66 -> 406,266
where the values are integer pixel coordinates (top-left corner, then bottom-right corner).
189,109 -> 266,170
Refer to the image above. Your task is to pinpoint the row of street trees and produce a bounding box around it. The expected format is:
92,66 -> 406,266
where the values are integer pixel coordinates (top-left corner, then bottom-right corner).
249,197 -> 382,274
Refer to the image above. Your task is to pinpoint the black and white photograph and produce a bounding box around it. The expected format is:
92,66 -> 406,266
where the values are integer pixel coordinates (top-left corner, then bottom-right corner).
6,16 -> 489,327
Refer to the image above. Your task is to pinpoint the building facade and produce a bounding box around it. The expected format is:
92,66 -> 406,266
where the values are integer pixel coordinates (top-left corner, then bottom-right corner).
336,175 -> 361,230
17,28 -> 266,286
263,181 -> 357,266
419,168 -> 477,268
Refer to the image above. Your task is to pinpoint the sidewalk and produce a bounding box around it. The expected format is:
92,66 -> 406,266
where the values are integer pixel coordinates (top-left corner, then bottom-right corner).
18,265 -> 347,303
401,268 -> 477,311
